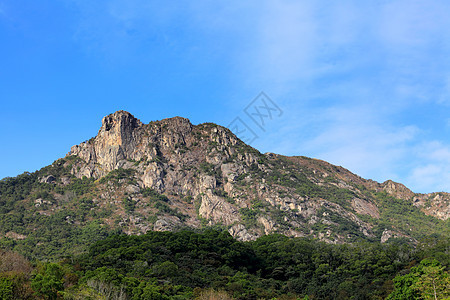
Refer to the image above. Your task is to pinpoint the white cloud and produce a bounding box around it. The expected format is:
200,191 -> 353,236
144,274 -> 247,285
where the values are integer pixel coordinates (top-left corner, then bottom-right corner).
406,146 -> 450,192
260,101 -> 450,193
408,141 -> 450,192
239,1 -> 450,192
299,105 -> 417,179
422,142 -> 450,163
67,0 -> 450,192
438,76 -> 450,105
408,164 -> 444,192
249,2 -> 318,82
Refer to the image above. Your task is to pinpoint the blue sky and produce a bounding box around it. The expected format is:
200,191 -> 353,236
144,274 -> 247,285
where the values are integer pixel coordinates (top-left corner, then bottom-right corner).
1,0 -> 450,193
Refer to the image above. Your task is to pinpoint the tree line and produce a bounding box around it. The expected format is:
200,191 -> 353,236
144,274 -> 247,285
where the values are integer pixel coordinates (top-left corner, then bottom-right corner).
1,229 -> 448,299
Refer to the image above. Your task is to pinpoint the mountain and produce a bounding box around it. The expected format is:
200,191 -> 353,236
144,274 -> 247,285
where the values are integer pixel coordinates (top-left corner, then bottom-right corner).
0,110 -> 449,259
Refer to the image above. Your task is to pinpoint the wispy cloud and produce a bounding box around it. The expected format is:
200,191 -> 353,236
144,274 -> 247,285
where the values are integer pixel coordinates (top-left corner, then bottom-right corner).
295,105 -> 418,179
67,0 -> 450,192
237,1 -> 450,192
240,1 -> 450,99
407,141 -> 450,192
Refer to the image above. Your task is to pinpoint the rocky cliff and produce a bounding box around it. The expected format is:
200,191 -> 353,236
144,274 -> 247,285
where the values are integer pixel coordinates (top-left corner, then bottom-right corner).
46,110 -> 447,243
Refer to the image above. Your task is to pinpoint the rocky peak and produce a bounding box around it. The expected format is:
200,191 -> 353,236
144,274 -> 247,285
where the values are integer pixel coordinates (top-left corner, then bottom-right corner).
158,116 -> 192,132
98,110 -> 143,145
69,111 -> 145,177
381,180 -> 414,200
61,111 -> 449,242
154,117 -> 194,149
67,112 -> 220,180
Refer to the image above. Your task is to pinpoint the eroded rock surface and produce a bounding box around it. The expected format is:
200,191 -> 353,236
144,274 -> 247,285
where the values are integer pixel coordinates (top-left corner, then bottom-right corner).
59,111 -> 450,242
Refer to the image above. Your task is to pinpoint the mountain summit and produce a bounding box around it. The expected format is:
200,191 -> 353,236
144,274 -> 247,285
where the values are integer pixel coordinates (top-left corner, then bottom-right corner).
66,111 -> 449,240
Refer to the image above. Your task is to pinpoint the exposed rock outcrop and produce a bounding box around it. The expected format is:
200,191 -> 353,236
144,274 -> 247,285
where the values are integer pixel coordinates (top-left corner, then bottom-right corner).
60,110 -> 449,241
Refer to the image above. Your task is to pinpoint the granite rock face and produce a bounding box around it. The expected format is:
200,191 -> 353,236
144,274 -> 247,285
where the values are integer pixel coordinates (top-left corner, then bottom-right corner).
64,111 -> 450,241
70,111 -> 145,178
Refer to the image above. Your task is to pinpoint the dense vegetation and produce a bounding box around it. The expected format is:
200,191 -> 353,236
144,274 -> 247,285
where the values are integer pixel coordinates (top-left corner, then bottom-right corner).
260,156 -> 450,243
1,151 -> 448,260
0,161 -> 118,260
0,229 -> 448,299
0,137 -> 449,298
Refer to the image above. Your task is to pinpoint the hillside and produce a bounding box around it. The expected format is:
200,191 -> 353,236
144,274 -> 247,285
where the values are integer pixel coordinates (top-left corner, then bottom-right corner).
0,110 -> 449,259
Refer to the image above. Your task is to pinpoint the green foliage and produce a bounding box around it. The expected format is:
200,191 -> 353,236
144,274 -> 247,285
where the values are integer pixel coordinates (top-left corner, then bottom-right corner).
239,208 -> 258,227
154,202 -> 186,221
234,173 -> 247,182
0,277 -> 13,300
182,195 -> 193,203
174,143 -> 189,154
266,159 -> 354,208
0,230 -> 449,299
99,168 -> 136,185
270,210 -> 292,231
199,162 -> 217,177
123,197 -> 136,213
1,211 -> 114,260
251,198 -> 264,209
388,259 -> 450,300
31,190 -> 53,201
141,188 -> 169,202
323,208 -> 367,240
0,172 -> 37,213
212,189 -> 228,198
75,229 -> 447,299
139,188 -> 188,221
31,263 -> 64,300
152,261 -> 179,278
373,192 -> 449,241
412,265 -> 450,299
132,280 -> 169,300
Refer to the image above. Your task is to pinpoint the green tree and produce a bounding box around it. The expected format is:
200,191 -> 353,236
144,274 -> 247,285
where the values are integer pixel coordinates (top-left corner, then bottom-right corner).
31,263 -> 64,300
0,277 -> 13,300
132,281 -> 168,300
412,264 -> 450,300
387,272 -> 420,300
152,261 -> 178,278
388,259 -> 450,300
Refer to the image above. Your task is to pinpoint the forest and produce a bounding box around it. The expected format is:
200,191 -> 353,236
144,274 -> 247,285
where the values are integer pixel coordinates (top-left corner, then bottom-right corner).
0,229 -> 448,299
0,156 -> 449,299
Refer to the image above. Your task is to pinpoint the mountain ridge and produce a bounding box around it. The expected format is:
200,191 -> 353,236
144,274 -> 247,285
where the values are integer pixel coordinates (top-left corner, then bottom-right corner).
1,110 -> 449,259
68,110 -> 449,222
64,111 -> 450,239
